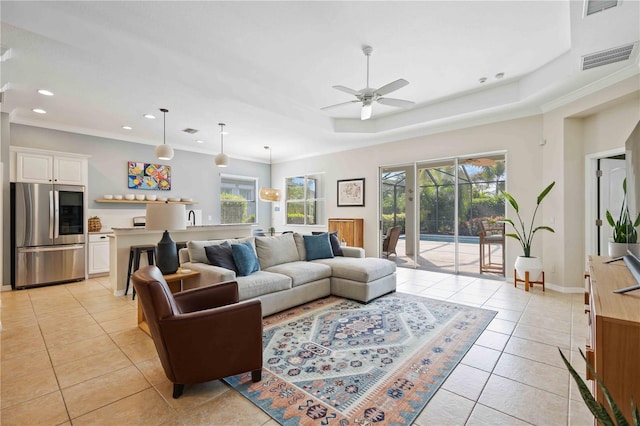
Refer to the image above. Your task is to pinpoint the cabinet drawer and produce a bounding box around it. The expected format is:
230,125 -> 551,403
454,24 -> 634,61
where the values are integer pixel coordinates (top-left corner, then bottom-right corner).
89,233 -> 110,243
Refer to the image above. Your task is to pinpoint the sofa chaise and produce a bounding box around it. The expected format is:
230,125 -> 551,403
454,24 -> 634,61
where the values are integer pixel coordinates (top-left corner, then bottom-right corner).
178,232 -> 396,316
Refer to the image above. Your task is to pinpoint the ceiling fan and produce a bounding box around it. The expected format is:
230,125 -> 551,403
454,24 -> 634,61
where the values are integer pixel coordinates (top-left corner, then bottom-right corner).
322,46 -> 415,120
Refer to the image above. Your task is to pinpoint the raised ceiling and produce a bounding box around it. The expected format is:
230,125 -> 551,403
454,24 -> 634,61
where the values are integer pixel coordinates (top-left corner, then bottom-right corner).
1,1 -> 639,163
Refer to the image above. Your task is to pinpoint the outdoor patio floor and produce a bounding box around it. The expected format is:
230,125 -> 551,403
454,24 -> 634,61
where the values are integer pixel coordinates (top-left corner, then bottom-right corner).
390,237 -> 506,279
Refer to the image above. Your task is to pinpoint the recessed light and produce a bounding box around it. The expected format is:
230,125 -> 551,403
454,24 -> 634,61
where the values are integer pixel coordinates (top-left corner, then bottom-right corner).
495,72 -> 505,79
121,125 -> 133,130
196,140 -> 205,143
478,77 -> 487,84
143,114 -> 156,119
37,89 -> 54,96
32,108 -> 46,114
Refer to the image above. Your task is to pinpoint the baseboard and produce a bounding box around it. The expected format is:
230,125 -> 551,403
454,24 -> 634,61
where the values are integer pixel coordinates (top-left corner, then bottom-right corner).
1,285 -> 13,292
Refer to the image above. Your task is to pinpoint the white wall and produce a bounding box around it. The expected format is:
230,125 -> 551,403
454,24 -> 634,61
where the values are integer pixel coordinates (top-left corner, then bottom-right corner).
274,115 -> 545,268
542,76 -> 640,290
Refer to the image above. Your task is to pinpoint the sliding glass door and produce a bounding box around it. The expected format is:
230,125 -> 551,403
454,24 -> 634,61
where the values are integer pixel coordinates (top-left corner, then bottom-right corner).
380,154 -> 506,277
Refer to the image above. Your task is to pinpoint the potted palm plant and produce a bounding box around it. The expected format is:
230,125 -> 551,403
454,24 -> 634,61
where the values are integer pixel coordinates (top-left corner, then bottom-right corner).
606,178 -> 640,257
499,181 -> 555,282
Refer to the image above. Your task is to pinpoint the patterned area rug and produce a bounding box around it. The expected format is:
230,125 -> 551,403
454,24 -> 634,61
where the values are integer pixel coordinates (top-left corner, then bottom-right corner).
224,293 -> 496,425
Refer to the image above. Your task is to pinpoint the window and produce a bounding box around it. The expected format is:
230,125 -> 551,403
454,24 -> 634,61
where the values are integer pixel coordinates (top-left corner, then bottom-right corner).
220,174 -> 258,224
285,173 -> 324,225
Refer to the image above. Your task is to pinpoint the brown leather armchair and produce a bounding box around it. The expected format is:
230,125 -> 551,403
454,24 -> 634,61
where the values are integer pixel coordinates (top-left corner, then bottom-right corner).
132,266 -> 263,398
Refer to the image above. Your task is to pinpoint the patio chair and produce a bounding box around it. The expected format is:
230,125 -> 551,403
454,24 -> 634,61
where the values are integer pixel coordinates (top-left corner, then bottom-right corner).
479,219 -> 505,275
382,226 -> 402,258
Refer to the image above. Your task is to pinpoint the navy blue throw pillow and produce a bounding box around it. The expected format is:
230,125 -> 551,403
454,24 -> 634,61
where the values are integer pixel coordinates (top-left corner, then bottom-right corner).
303,233 -> 335,261
312,231 -> 343,256
231,241 -> 260,276
204,242 -> 238,273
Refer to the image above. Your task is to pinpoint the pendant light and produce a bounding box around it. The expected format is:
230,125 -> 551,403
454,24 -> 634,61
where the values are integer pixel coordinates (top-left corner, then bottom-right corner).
155,108 -> 174,160
215,123 -> 229,167
259,145 -> 281,202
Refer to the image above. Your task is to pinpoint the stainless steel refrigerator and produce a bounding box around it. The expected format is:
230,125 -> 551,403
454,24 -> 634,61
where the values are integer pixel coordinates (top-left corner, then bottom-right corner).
11,182 -> 86,289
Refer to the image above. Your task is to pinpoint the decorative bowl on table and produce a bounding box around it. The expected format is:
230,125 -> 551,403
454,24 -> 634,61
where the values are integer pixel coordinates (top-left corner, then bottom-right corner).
103,194 -> 113,200
125,194 -> 135,200
168,197 -> 181,202
157,196 -> 167,202
181,197 -> 193,202
114,195 -> 123,200
146,194 -> 157,201
135,194 -> 146,201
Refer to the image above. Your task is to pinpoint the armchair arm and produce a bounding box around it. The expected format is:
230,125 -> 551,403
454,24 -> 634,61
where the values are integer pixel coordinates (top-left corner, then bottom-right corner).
173,281 -> 239,313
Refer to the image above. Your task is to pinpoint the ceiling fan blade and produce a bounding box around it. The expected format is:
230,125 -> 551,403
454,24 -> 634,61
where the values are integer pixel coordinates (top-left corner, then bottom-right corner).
361,103 -> 373,120
321,100 -> 360,110
377,97 -> 415,108
332,85 -> 362,96
375,78 -> 409,96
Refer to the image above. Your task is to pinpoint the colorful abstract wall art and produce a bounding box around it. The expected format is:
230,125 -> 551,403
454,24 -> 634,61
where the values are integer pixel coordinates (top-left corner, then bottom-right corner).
128,161 -> 171,190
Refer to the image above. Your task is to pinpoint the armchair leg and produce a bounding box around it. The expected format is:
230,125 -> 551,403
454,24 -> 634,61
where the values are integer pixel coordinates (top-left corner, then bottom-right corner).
251,369 -> 262,383
172,383 -> 184,399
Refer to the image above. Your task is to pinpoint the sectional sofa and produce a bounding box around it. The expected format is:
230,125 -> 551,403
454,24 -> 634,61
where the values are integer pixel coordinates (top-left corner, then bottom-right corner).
177,232 -> 397,316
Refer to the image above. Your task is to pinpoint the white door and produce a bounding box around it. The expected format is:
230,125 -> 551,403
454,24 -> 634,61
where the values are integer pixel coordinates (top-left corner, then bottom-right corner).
599,158 -> 626,255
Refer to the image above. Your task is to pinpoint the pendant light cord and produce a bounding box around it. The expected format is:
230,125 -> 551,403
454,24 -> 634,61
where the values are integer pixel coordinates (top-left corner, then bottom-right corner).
160,108 -> 168,145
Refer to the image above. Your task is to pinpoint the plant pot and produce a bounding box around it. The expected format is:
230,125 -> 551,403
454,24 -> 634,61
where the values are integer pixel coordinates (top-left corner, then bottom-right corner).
514,256 -> 543,283
608,241 -> 640,258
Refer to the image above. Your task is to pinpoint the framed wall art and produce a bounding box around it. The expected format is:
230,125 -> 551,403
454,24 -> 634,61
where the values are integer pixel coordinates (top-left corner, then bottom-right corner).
128,161 -> 171,190
337,178 -> 365,207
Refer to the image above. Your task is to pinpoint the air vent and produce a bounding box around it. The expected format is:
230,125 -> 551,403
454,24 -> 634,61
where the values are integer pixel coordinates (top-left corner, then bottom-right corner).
182,128 -> 198,134
581,43 -> 635,70
585,0 -> 619,16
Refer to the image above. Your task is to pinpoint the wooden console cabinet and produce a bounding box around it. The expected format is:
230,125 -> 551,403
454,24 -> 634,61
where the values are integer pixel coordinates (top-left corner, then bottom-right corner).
328,218 -> 364,248
587,256 -> 640,421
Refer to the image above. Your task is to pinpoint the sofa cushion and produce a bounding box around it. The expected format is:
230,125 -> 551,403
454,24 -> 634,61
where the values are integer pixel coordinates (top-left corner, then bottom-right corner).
255,234 -> 300,269
236,271 -> 291,300
312,231 -> 343,256
293,233 -> 307,261
265,261 -> 332,287
231,241 -> 260,276
187,240 -> 226,264
313,257 -> 396,283
204,241 -> 238,273
303,233 -> 334,261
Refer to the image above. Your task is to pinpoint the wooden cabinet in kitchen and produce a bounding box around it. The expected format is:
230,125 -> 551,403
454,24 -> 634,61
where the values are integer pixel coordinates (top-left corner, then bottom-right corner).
12,148 -> 88,185
89,233 -> 110,275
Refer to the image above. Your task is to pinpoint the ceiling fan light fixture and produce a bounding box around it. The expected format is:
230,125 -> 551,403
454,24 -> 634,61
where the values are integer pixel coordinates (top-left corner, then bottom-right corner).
322,45 -> 414,120
361,102 -> 373,120
156,108 -> 174,160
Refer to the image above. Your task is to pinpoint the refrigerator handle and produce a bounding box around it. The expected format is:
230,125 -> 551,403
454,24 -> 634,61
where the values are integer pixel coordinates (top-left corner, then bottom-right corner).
53,190 -> 60,239
49,190 -> 54,239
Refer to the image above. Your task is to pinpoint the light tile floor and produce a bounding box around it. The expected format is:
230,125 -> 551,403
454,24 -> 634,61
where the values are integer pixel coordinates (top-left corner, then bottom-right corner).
0,269 -> 594,425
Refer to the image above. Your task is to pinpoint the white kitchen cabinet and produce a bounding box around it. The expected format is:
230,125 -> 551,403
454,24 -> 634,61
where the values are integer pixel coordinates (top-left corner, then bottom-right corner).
16,151 -> 87,185
89,233 -> 110,275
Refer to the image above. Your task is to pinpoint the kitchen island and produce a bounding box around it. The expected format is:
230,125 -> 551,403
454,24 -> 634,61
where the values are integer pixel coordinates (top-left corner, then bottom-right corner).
109,225 -> 252,296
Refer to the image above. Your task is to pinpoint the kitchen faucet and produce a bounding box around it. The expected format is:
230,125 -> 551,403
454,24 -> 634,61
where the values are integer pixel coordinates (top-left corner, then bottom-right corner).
187,209 -> 196,226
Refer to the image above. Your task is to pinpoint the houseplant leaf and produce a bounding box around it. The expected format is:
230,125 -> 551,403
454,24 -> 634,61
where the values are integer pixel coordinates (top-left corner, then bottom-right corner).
536,181 -> 555,205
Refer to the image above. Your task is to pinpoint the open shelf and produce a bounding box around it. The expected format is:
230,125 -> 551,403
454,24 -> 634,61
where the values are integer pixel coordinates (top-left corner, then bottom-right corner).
95,199 -> 197,205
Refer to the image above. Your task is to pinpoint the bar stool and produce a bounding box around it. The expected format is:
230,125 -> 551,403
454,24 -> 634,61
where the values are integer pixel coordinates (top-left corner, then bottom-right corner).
125,245 -> 156,300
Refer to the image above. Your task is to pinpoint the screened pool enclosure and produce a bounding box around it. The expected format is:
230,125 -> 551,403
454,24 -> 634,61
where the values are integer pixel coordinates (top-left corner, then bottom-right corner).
380,156 -> 506,276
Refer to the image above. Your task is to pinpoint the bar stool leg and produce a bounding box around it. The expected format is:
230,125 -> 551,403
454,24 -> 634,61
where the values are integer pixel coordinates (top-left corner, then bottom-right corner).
132,249 -> 142,301
125,249 -> 135,296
